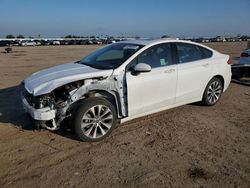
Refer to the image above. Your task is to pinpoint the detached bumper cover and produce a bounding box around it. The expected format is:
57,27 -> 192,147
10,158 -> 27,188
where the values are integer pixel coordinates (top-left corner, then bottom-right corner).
22,97 -> 56,120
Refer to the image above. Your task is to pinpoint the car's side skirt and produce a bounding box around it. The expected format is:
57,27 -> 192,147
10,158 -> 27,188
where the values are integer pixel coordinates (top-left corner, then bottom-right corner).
120,97 -> 202,123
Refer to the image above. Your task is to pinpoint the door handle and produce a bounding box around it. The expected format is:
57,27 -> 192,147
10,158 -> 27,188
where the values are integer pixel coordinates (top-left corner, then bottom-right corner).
164,69 -> 175,73
202,63 -> 209,67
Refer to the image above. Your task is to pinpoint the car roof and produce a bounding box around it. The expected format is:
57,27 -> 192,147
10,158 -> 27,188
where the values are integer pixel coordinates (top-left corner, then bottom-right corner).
118,38 -> 219,53
118,38 -> 177,46
119,38 -> 202,46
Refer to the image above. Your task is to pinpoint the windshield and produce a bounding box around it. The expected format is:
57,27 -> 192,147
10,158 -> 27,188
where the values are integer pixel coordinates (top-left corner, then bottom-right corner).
79,43 -> 144,69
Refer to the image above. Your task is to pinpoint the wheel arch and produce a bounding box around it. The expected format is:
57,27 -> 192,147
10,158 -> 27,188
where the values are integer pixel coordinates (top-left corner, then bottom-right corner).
212,75 -> 224,91
202,75 -> 224,106
83,89 -> 122,118
202,75 -> 225,100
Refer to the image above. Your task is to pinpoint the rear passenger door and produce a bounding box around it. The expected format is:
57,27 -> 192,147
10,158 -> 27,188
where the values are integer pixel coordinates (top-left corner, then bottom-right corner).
175,43 -> 213,103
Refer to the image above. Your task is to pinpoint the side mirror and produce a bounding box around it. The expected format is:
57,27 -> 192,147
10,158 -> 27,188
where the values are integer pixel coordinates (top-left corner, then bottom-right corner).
133,63 -> 151,73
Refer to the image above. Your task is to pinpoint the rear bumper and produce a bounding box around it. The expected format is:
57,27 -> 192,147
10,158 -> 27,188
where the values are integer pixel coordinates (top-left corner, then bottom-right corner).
22,97 -> 56,121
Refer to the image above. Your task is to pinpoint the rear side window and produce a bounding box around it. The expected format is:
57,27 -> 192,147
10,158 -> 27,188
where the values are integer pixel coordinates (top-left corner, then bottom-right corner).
176,43 -> 203,63
199,46 -> 213,58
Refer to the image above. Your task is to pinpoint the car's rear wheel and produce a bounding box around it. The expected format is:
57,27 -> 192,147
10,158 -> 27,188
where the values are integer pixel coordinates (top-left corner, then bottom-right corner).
72,97 -> 117,142
202,77 -> 223,106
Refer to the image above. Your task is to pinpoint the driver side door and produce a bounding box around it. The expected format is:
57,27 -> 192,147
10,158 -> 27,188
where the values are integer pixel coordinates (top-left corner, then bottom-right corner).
126,43 -> 177,117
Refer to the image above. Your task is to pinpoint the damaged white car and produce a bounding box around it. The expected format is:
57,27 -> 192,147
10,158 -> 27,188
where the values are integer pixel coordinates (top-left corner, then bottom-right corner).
22,39 -> 231,141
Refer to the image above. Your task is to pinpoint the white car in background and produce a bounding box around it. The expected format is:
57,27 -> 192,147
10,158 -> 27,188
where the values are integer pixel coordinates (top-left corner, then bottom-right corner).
22,39 -> 232,141
21,40 -> 36,46
52,40 -> 61,45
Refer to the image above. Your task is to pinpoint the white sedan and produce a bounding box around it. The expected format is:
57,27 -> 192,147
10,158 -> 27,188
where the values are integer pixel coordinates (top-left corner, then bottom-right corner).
21,40 -> 37,46
22,39 -> 232,141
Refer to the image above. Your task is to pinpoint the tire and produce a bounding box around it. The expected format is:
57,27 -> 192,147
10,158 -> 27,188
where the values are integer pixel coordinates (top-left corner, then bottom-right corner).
33,120 -> 45,129
202,77 -> 223,106
72,97 -> 117,142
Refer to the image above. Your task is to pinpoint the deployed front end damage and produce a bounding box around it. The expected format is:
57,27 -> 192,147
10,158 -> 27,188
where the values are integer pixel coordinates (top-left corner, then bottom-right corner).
21,43 -> 143,140
21,74 -> 126,130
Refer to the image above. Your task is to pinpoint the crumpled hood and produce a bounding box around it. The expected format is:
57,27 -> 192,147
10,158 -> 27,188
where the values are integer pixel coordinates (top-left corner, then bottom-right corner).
24,62 -> 113,96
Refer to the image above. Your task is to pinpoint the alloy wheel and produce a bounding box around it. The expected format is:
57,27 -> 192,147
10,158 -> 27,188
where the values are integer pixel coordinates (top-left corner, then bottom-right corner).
207,80 -> 222,104
81,105 -> 113,139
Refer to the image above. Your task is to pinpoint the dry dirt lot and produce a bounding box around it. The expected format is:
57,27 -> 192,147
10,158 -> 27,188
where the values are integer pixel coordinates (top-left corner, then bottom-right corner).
0,42 -> 249,188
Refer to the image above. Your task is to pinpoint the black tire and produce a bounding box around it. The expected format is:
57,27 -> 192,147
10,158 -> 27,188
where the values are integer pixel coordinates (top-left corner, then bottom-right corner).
202,77 -> 223,106
72,97 -> 117,142
33,120 -> 46,130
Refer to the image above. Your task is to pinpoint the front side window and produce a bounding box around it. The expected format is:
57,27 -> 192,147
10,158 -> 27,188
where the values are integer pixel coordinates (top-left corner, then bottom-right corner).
176,43 -> 204,63
129,43 -> 174,69
79,43 -> 143,69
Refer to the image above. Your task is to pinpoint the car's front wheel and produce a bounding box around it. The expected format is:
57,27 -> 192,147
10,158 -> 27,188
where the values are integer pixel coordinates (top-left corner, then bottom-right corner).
202,77 -> 223,106
73,97 -> 117,142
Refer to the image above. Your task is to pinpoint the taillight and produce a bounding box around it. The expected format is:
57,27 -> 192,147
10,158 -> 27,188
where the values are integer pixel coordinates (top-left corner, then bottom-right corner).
241,52 -> 249,57
227,58 -> 233,64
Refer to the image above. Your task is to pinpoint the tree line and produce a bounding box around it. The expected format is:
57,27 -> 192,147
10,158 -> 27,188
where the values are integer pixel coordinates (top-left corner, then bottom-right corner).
5,34 -> 25,39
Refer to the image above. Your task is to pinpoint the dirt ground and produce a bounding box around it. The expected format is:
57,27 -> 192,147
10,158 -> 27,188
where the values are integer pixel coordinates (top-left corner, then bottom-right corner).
0,42 -> 249,188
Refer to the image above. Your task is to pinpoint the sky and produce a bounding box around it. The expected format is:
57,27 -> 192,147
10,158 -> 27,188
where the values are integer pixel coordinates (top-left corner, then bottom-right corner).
0,0 -> 250,38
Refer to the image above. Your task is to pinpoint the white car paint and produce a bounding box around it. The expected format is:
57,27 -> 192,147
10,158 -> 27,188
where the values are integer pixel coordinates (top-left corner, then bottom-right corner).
175,58 -> 213,103
24,62 -> 113,96
53,41 -> 60,45
21,41 -> 37,46
127,64 -> 177,116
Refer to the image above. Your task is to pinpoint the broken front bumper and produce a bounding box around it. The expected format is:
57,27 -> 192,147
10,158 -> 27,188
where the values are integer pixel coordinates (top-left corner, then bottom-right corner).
22,97 -> 56,121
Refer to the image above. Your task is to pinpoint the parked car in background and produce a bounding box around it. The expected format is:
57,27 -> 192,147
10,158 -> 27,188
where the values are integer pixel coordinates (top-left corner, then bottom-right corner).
40,40 -> 50,45
53,40 -> 60,45
34,40 -> 41,46
0,40 -> 10,46
231,49 -> 250,79
22,39 -> 231,142
0,40 -> 19,46
21,40 -> 37,46
84,40 -> 94,45
93,40 -> 103,44
239,49 -> 250,64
